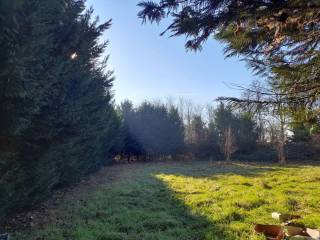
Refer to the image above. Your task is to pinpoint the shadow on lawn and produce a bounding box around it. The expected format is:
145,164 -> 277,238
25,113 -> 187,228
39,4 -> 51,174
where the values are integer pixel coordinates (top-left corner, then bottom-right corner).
109,171 -> 235,240
11,161 -> 320,240
138,162 -> 287,239
101,161 -> 320,239
12,162 -> 297,240
121,162 -> 283,240
128,177 -> 218,240
13,164 -> 234,240
72,162 -> 267,240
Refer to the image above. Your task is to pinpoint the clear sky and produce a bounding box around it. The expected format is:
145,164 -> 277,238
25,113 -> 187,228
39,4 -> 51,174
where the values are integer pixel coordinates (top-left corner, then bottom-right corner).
86,0 -> 255,105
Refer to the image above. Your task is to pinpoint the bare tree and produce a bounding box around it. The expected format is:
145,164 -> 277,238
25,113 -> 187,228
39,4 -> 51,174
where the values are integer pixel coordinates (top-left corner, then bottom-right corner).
273,101 -> 289,164
176,97 -> 196,145
221,126 -> 237,162
218,83 -> 290,163
206,104 -> 216,123
240,80 -> 267,143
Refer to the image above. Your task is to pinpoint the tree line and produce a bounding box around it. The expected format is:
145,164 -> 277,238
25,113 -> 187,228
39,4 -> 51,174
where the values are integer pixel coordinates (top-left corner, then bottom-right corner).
116,99 -> 261,162
116,97 -> 319,165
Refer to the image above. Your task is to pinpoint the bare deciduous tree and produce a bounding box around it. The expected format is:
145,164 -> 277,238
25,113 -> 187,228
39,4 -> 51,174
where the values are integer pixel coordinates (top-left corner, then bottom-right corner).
221,127 -> 237,162
218,83 -> 291,164
273,101 -> 288,164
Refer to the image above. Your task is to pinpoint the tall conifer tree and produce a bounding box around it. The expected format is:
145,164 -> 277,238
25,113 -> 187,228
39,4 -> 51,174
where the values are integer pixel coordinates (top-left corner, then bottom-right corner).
0,0 -> 120,220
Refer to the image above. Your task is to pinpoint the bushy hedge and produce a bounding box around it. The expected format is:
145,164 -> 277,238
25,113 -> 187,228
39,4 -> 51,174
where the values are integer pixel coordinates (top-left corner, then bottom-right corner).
0,0 -> 120,221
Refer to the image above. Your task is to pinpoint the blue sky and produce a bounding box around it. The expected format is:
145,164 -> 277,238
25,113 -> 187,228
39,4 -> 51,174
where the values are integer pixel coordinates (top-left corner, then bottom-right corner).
86,0 -> 255,105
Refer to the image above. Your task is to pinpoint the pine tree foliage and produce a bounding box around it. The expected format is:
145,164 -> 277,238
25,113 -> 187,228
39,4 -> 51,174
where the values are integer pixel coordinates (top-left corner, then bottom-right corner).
0,0 -> 120,220
214,103 -> 258,153
138,0 -> 320,102
118,101 -> 185,159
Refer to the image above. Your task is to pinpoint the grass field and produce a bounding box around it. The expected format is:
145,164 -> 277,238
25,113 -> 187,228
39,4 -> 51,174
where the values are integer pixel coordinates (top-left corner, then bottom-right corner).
13,161 -> 320,240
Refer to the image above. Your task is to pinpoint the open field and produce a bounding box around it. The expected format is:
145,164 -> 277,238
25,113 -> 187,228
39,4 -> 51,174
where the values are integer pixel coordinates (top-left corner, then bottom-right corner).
13,161 -> 320,240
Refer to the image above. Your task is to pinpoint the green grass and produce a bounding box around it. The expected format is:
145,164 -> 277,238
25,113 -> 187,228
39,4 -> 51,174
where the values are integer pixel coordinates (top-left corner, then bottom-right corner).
13,161 -> 320,240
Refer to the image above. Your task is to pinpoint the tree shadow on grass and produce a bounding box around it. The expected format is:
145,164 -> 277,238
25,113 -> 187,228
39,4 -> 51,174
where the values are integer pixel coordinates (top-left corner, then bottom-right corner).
142,173 -> 252,240
97,174 -> 229,240
145,161 -> 320,239
143,161 -> 305,239
13,161 -> 307,240
91,162 -> 282,240
13,165 -> 226,240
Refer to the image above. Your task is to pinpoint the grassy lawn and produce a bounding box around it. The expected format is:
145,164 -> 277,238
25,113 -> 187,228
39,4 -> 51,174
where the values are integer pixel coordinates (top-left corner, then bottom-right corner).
13,161 -> 320,240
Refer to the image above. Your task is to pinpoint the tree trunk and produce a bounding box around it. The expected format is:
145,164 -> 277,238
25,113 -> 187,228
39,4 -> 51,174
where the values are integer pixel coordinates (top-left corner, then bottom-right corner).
278,142 -> 286,164
278,116 -> 287,164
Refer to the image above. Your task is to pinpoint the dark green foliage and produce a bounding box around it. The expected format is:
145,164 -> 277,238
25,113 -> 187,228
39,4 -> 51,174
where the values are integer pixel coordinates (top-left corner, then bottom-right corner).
118,101 -> 144,159
118,101 -> 185,159
236,113 -> 259,153
213,103 -> 258,154
213,103 -> 237,136
138,0 -> 320,58
0,0 -> 120,221
206,121 -> 220,157
187,114 -> 214,158
289,107 -> 320,142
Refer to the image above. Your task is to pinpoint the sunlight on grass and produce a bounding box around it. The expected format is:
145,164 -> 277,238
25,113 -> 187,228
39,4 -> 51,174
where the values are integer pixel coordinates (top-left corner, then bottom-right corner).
155,164 -> 320,239
13,162 -> 320,240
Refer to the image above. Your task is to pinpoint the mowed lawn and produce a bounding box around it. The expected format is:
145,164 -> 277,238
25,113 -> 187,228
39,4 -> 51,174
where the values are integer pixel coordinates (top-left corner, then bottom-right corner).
14,161 -> 320,240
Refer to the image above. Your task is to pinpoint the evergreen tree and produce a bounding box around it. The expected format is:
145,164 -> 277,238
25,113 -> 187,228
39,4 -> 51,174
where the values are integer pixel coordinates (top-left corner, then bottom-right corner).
214,103 -> 236,136
236,113 -> 258,153
118,100 -> 144,161
118,101 -> 185,159
0,0 -> 120,220
167,106 -> 185,154
290,106 -> 320,142
188,114 -> 209,157
213,103 -> 258,154
207,121 -> 220,155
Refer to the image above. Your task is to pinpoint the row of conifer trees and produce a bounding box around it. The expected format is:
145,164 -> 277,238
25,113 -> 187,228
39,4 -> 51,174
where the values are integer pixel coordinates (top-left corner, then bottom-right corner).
0,0 -> 122,220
